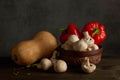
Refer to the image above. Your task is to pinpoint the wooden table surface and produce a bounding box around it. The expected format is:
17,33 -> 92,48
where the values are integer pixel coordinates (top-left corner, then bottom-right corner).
0,55 -> 120,80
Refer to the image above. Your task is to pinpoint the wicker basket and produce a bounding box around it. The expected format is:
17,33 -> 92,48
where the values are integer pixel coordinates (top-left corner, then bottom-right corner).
57,45 -> 103,66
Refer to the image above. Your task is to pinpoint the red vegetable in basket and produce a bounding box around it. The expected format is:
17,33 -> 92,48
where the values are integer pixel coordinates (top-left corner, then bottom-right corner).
60,24 -> 81,43
82,22 -> 106,45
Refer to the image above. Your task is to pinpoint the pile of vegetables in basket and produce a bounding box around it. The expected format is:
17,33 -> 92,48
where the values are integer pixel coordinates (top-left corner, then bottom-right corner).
11,22 -> 106,73
58,22 -> 106,73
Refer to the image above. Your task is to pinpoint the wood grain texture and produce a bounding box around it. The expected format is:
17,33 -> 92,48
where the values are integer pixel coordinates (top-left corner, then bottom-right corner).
0,56 -> 120,80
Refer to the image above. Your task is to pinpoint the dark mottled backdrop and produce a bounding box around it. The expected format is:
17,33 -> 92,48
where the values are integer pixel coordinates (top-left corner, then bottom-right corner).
0,0 -> 120,57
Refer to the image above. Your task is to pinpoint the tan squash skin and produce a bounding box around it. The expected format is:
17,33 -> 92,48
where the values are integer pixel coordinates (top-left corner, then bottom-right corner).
12,31 -> 58,65
33,31 -> 58,58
